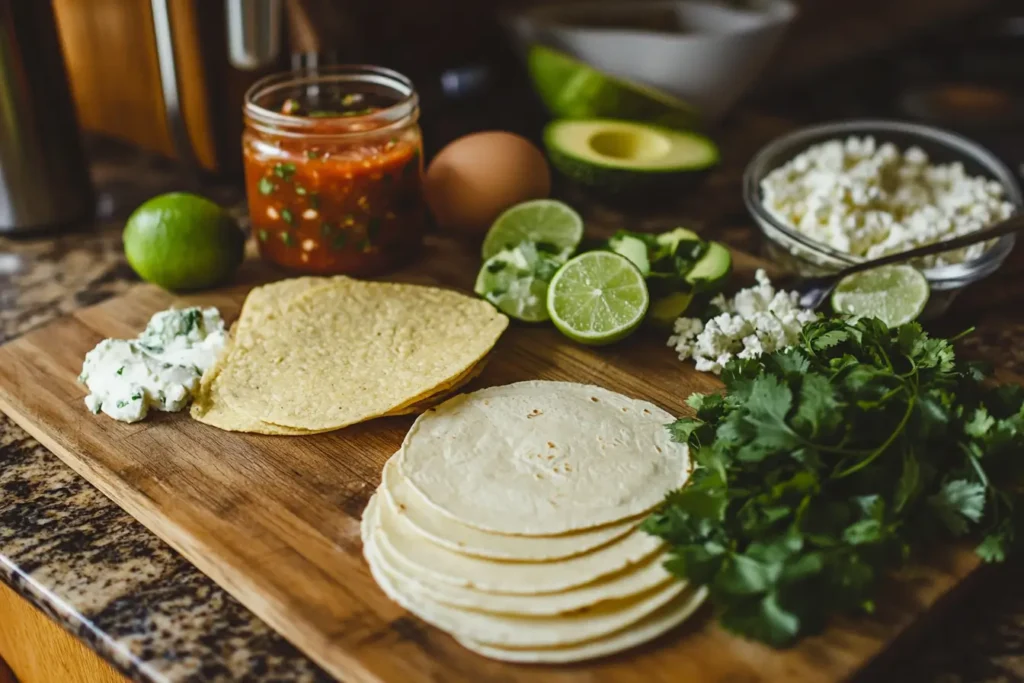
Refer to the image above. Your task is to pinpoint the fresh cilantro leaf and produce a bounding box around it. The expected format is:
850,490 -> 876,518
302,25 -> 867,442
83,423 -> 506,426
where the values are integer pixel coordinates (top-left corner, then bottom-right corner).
811,329 -> 848,351
965,407 -> 995,438
893,448 -> 920,512
976,523 -> 1011,562
792,373 -> 839,438
667,417 -> 703,444
928,479 -> 986,536
720,592 -> 801,647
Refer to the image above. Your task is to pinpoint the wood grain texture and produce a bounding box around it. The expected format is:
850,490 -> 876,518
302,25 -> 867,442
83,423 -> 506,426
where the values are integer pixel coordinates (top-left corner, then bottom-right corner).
0,237 -> 981,682
0,580 -> 126,683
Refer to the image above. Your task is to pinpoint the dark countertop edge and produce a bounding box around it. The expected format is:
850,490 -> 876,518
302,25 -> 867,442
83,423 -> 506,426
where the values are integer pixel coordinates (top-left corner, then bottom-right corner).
0,555 -> 155,682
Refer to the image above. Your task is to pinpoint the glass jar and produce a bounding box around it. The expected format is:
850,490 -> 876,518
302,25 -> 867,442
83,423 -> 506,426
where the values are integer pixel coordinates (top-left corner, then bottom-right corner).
242,66 -> 425,275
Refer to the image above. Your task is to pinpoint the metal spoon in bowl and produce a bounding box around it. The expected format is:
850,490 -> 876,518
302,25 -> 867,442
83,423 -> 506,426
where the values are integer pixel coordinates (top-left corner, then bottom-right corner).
784,213 -> 1024,310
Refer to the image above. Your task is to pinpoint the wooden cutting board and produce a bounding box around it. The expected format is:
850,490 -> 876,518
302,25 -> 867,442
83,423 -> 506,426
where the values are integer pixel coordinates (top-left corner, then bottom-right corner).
0,237 -> 981,683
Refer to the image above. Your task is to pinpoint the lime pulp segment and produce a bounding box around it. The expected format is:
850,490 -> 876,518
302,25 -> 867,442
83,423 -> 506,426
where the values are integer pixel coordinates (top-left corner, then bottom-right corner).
481,199 -> 584,260
546,251 -> 649,345
831,264 -> 930,327
475,244 -> 560,323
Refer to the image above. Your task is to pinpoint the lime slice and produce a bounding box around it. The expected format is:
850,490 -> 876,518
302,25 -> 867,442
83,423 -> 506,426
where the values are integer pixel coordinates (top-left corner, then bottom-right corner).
481,199 -> 584,260
124,192 -> 245,292
474,242 -> 561,322
831,265 -> 929,327
547,251 -> 649,345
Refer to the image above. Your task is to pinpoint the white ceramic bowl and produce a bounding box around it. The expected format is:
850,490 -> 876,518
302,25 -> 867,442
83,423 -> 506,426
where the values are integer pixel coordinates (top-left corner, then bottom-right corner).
505,0 -> 797,121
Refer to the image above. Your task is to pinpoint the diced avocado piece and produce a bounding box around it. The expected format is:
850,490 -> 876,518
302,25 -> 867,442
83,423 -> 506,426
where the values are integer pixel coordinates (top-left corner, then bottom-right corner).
608,234 -> 651,276
686,241 -> 731,292
544,119 -> 719,195
527,46 -> 700,131
655,227 -> 699,247
648,291 -> 694,329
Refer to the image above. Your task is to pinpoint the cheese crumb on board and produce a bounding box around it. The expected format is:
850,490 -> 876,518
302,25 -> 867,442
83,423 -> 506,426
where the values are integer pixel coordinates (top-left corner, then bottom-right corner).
760,136 -> 1015,267
668,270 -> 817,374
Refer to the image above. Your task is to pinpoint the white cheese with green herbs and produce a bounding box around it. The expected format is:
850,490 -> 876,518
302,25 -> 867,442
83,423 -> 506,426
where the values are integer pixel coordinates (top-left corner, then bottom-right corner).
668,270 -> 817,374
760,136 -> 1015,267
79,307 -> 227,423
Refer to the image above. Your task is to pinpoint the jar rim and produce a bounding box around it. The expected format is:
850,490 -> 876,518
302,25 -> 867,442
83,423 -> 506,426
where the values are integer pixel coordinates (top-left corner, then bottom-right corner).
243,65 -> 419,138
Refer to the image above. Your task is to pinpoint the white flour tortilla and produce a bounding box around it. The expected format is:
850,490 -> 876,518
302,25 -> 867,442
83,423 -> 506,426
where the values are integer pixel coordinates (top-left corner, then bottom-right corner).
362,496 -> 685,648
456,586 -> 709,663
381,456 -> 639,561
399,381 -> 690,535
374,530 -> 675,616
373,489 -> 662,594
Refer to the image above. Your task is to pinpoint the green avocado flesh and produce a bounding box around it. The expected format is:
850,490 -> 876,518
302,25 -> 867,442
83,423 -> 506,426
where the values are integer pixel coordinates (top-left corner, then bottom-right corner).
527,45 -> 700,131
544,119 -> 719,194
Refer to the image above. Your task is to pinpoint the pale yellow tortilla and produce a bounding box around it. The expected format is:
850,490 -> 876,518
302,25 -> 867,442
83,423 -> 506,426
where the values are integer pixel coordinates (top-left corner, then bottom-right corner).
456,586 -> 709,663
191,277 -> 502,434
382,456 -> 639,561
362,494 -> 685,648
372,489 -> 663,594
399,381 -> 691,535
373,520 -> 674,617
217,279 -> 507,430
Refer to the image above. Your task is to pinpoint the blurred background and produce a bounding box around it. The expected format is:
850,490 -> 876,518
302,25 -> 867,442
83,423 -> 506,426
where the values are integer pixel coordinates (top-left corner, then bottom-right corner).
47,0 -> 1018,176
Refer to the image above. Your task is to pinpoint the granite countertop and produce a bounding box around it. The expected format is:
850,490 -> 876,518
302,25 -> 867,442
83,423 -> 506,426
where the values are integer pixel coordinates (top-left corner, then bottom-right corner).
4,112 -> 1024,683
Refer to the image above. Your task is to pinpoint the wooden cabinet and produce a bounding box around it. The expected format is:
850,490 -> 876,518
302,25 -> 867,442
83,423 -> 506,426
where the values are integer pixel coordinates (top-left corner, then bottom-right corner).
0,580 -> 126,683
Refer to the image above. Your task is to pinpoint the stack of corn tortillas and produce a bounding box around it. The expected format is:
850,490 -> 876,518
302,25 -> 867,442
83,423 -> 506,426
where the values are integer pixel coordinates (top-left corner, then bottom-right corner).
361,381 -> 706,663
191,277 -> 507,434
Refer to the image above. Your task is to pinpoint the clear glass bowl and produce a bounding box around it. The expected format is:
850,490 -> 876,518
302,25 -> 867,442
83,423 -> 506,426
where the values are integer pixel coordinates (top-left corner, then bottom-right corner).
743,119 -> 1023,317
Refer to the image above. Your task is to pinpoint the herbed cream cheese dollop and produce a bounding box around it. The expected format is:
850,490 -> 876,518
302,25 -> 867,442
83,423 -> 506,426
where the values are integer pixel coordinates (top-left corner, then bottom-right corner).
79,307 -> 227,422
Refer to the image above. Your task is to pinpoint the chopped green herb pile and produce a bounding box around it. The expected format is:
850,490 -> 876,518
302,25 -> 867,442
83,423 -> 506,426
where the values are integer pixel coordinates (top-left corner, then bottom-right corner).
643,316 -> 1024,647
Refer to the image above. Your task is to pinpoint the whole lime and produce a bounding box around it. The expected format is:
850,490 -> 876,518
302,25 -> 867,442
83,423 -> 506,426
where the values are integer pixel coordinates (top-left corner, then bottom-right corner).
123,193 -> 245,291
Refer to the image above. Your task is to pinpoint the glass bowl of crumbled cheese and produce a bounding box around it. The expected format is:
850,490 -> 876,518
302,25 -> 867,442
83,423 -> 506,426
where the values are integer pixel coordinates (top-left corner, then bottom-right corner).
743,119 -> 1023,316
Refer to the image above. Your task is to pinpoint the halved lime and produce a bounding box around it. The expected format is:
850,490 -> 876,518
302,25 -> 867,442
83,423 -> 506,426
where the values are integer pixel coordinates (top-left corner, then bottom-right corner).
481,199 -> 584,260
831,264 -> 929,327
474,242 -> 561,322
546,251 -> 649,345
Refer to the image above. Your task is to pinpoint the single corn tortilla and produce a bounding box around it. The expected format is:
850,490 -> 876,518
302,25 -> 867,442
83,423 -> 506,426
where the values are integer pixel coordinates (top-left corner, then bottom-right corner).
218,279 -> 507,430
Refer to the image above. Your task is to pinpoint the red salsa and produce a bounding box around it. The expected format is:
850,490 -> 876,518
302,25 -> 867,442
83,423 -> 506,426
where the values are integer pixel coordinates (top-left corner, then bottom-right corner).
242,69 -> 426,275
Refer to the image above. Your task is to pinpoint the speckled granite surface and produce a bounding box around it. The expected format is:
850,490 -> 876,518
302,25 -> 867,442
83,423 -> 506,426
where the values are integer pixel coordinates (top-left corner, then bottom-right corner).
3,121 -> 1024,683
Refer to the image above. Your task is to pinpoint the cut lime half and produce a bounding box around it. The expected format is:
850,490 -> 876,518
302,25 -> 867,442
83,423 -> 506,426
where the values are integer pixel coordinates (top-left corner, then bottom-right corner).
547,251 -> 649,345
475,242 -> 561,322
481,199 -> 584,260
831,264 -> 929,327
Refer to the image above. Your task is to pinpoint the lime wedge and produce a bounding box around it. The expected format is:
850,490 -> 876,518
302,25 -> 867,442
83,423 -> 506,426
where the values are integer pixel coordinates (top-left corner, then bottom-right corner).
546,251 -> 649,345
831,265 -> 929,327
481,199 -> 584,260
475,242 -> 561,322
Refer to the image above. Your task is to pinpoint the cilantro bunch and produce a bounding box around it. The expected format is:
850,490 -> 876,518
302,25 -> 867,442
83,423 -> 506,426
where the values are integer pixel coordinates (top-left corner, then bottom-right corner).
643,317 -> 1024,647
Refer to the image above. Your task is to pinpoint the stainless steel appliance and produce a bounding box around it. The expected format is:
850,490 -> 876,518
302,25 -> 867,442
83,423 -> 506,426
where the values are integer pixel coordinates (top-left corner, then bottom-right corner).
0,0 -> 93,234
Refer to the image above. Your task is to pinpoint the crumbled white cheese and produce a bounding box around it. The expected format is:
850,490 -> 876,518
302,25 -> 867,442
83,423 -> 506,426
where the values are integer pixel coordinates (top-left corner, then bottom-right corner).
79,307 -> 227,422
760,136 -> 1015,267
668,270 -> 817,374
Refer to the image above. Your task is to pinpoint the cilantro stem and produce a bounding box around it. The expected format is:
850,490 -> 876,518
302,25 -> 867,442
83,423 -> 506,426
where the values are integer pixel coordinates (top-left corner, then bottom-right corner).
833,394 -> 915,478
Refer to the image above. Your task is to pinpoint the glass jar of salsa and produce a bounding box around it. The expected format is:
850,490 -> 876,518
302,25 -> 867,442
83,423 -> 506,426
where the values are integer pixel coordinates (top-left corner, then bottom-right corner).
242,66 -> 425,275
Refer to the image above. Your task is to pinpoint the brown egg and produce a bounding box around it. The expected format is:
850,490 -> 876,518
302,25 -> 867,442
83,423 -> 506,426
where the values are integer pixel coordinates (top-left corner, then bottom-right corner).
424,131 -> 551,237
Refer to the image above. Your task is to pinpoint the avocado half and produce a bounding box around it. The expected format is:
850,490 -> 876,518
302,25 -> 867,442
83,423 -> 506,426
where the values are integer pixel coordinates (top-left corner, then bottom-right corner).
543,119 -> 719,196
527,45 -> 700,131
